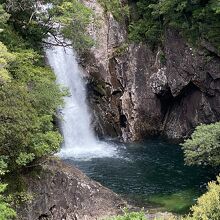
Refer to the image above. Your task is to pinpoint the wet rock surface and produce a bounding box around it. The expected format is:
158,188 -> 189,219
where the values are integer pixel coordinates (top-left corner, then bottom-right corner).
82,0 -> 220,142
16,159 -> 125,220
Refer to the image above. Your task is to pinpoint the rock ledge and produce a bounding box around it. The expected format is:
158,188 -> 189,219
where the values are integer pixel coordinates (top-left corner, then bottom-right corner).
17,158 -> 125,220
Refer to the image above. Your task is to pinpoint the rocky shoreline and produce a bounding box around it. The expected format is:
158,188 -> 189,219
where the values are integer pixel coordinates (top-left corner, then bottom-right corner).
16,158 -> 125,220
15,158 -> 177,220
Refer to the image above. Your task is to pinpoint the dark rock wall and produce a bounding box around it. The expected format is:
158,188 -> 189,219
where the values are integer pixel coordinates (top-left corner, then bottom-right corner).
16,159 -> 125,220
82,0 -> 220,142
162,30 -> 220,139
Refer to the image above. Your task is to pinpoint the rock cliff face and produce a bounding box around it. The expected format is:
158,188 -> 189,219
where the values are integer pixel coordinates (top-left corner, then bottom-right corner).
82,0 -> 220,142
16,159 -> 125,220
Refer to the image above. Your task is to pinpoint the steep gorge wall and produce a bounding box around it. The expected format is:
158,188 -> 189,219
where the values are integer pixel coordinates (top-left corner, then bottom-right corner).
82,0 -> 220,142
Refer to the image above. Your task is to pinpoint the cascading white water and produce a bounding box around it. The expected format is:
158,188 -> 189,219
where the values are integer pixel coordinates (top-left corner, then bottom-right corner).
45,42 -> 117,160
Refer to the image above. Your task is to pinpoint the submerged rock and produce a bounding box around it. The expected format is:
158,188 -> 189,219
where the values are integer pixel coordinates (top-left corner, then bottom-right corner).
16,159 -> 125,220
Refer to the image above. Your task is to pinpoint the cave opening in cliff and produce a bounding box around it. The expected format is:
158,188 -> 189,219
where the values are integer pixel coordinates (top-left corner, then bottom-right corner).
158,87 -> 174,119
120,114 -> 127,128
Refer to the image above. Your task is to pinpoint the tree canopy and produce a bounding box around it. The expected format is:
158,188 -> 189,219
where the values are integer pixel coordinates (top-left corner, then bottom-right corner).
0,1 -> 98,219
128,0 -> 220,51
0,0 -> 94,51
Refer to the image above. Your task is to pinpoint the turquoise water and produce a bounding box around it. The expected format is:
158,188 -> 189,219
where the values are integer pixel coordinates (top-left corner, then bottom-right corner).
65,139 -> 215,213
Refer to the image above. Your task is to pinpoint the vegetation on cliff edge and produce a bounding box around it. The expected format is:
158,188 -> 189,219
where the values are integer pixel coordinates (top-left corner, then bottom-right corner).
129,0 -> 220,51
98,0 -> 220,52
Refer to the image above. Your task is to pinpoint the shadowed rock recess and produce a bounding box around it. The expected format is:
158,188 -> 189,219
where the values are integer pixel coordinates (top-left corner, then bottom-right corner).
16,159 -> 125,220
82,0 -> 220,142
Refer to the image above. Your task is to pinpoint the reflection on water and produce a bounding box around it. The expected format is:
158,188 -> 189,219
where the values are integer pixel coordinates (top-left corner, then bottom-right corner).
65,139 -> 215,213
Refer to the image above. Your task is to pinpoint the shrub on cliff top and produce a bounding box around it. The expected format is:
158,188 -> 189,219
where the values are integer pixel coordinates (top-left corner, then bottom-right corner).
98,0 -> 129,22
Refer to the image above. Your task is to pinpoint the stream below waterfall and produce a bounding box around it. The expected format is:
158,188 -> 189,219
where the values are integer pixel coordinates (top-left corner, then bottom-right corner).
46,43 -> 215,215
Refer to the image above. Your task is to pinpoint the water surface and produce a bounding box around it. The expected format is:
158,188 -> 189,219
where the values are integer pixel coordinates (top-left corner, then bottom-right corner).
65,139 -> 214,213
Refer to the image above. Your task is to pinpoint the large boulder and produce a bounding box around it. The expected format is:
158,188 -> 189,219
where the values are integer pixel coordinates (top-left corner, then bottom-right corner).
16,159 -> 125,220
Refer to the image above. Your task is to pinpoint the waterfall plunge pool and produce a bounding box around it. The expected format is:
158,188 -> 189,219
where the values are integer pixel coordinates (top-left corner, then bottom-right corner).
45,43 -> 214,215
64,139 -> 215,214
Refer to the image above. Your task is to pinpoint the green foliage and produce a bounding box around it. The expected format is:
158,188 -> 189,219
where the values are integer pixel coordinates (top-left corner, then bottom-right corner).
0,184 -> 16,220
15,153 -> 35,167
0,3 -> 66,215
129,0 -> 162,46
98,0 -> 129,22
0,81 -> 63,170
0,42 -> 15,82
0,0 -> 94,51
129,0 -> 220,51
113,43 -> 129,56
0,4 -> 65,172
181,122 -> 220,166
106,209 -> 146,220
51,0 -> 94,52
0,4 -> 9,29
0,0 -> 52,49
183,174 -> 220,220
0,25 -> 28,51
0,157 -> 8,175
105,209 -> 176,220
7,190 -> 33,208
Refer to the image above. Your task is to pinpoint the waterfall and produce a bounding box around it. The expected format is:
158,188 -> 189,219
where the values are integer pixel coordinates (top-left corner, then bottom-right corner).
45,41 -> 116,160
